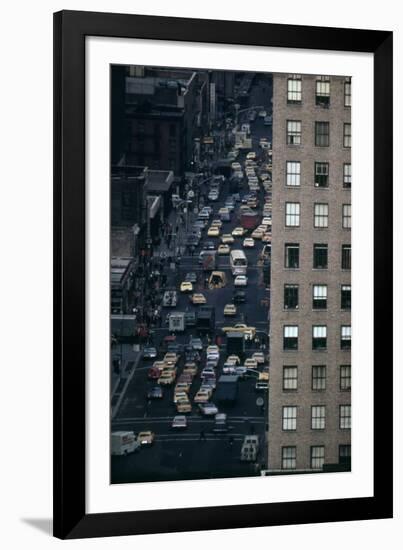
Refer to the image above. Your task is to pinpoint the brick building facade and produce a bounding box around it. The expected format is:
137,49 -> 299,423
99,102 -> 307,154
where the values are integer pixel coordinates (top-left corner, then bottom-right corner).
268,73 -> 351,472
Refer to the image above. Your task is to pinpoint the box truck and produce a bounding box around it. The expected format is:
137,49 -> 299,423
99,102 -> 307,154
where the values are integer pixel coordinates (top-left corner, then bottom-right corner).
111,431 -> 140,456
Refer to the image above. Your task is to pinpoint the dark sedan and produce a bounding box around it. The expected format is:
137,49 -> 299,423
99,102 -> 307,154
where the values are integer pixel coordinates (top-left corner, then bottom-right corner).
147,386 -> 163,399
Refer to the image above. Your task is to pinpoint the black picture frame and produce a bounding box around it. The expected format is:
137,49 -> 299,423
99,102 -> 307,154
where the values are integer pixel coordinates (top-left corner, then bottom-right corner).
54,9 -> 393,540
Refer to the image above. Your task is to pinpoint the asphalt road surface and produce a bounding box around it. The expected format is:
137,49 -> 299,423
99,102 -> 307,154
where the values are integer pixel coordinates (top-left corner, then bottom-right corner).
111,76 -> 272,484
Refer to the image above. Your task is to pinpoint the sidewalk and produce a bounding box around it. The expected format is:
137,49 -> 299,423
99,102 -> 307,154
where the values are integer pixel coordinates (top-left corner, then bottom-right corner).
111,349 -> 142,419
153,205 -> 195,259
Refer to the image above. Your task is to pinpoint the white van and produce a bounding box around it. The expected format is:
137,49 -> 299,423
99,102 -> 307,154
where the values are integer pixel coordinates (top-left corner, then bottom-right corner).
111,431 -> 140,455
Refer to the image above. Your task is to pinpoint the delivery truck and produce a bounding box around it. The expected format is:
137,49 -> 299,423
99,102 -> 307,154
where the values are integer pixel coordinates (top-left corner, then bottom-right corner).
215,374 -> 238,404
168,311 -> 186,332
111,431 -> 140,456
226,331 -> 245,356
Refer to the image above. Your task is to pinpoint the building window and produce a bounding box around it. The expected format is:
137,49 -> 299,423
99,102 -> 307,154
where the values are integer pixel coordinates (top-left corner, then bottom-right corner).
340,405 -> 351,429
311,446 -> 325,469
283,366 -> 298,391
341,284 -> 351,309
339,444 -> 351,465
344,78 -> 352,107
285,243 -> 300,268
314,203 -> 329,228
343,163 -> 351,188
342,244 -> 351,269
343,123 -> 351,147
282,406 -> 297,430
312,365 -> 327,391
284,284 -> 299,309
340,365 -> 351,391
282,446 -> 297,469
341,325 -> 351,350
283,326 -> 298,350
315,162 -> 329,188
313,244 -> 328,269
286,161 -> 301,186
342,204 -> 351,228
287,77 -> 302,104
311,406 -> 326,429
285,202 -> 300,227
313,284 -> 327,309
287,120 -> 302,145
315,77 -> 330,107
315,121 -> 329,147
313,325 -> 327,350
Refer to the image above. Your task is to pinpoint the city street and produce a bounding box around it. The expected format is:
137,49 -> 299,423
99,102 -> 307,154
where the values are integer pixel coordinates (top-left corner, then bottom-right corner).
111,73 -> 273,483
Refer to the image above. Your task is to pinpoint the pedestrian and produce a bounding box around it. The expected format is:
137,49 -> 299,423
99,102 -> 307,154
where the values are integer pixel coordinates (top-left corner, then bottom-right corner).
199,429 -> 206,442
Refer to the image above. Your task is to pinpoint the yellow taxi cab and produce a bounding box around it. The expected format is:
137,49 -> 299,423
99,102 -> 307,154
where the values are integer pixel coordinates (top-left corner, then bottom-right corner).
137,431 -> 155,446
189,293 -> 207,305
180,281 -> 193,293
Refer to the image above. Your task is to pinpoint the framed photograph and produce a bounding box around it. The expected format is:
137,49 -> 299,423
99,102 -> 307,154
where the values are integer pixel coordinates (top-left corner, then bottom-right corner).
54,10 -> 393,539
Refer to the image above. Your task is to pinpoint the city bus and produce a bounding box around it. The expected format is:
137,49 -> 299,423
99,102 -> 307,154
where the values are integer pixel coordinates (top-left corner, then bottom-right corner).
229,249 -> 248,276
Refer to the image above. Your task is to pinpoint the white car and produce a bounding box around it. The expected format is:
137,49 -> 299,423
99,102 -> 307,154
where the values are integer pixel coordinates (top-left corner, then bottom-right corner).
258,110 -> 267,118
234,275 -> 248,287
199,403 -> 219,416
172,415 -> 188,429
232,227 -> 246,237
231,162 -> 242,171
243,238 -> 255,248
206,345 -> 220,361
262,217 -> 272,225
246,151 -> 256,160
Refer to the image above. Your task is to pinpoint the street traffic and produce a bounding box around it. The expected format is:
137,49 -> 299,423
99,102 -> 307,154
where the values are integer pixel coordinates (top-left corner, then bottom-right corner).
112,78 -> 273,483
